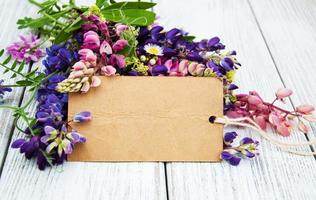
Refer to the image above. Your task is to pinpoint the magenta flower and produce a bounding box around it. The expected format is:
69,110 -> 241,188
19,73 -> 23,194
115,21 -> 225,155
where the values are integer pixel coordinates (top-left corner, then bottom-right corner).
110,54 -> 126,68
112,39 -> 128,52
82,31 -> 100,50
78,49 -> 97,64
100,40 -> 113,55
6,34 -> 45,63
115,24 -> 129,36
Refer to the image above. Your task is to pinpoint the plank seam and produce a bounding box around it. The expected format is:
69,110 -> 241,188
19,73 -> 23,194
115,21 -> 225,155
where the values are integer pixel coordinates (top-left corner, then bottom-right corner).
164,163 -> 170,200
0,63 -> 33,177
246,0 -> 316,158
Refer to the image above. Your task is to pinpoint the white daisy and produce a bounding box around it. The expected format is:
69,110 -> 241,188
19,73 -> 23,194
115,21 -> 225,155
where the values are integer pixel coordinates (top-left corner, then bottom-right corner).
144,44 -> 163,56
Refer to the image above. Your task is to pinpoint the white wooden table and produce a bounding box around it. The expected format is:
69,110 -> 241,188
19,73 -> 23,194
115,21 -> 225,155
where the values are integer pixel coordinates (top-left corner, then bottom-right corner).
0,0 -> 316,199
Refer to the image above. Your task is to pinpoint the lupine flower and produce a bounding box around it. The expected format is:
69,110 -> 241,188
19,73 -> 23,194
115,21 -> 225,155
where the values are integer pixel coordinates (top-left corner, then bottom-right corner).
115,24 -> 129,36
221,151 -> 241,166
112,39 -> 128,52
0,79 -> 12,101
78,49 -> 97,65
73,111 -> 92,122
82,31 -> 100,50
101,65 -> 116,76
144,44 -> 163,56
41,125 -> 86,157
227,89 -> 315,136
110,54 -> 126,68
276,88 -> 293,99
296,105 -> 315,114
6,34 -> 45,63
11,136 -> 49,170
221,132 -> 259,166
152,65 -> 168,76
43,44 -> 78,74
100,41 -> 113,55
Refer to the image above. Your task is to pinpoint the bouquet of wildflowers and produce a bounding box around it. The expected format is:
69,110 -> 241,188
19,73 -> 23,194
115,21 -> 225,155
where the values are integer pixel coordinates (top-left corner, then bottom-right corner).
0,0 -> 315,170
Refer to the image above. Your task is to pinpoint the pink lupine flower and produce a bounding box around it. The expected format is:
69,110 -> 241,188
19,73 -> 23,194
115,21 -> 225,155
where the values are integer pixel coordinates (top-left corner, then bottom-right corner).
296,105 -> 315,114
100,41 -> 113,55
91,76 -> 101,87
247,95 -> 262,105
6,34 -> 45,63
188,62 -> 205,76
276,121 -> 291,136
82,31 -> 100,50
81,81 -> 90,93
72,61 -> 86,71
78,49 -> 97,64
112,39 -> 128,52
255,115 -> 267,129
167,60 -> 189,76
276,88 -> 293,99
110,54 -> 126,68
115,24 -> 129,36
101,65 -> 116,76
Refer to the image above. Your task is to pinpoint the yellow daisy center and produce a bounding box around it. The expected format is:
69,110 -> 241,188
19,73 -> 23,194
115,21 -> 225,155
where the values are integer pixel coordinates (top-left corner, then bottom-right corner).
147,47 -> 160,55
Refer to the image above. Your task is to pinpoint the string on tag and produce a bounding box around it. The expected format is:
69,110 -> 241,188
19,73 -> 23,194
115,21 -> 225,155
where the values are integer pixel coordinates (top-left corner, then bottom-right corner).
210,116 -> 316,156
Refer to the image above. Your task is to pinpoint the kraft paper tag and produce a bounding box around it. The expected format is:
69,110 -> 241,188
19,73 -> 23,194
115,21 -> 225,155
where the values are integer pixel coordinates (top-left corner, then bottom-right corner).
68,76 -> 223,162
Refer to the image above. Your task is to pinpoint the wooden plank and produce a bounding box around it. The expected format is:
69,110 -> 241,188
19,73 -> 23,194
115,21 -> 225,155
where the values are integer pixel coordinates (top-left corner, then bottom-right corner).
0,0 -> 36,170
0,1 -> 167,199
154,0 -> 316,199
248,0 -> 316,137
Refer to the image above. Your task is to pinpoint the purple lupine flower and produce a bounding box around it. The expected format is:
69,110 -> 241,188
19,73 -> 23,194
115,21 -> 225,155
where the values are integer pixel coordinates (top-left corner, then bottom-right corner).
152,65 -> 168,76
0,79 -> 12,101
223,131 -> 238,146
221,132 -> 259,166
6,34 -> 45,63
228,84 -> 239,90
221,151 -> 241,166
41,125 -> 86,157
73,111 -> 92,123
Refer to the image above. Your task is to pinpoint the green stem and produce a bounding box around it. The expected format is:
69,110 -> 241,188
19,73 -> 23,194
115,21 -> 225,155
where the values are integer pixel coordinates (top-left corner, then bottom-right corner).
0,63 -> 37,84
28,0 -> 43,8
0,105 -> 18,110
0,84 -> 23,88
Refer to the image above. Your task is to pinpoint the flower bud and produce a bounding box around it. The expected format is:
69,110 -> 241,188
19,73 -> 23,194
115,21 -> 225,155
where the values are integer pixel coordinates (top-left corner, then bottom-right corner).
276,88 -> 293,99
296,105 -> 315,114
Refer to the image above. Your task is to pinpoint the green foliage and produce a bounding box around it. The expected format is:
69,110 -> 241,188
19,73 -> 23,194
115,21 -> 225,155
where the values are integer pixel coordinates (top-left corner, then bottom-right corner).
102,9 -> 156,26
102,2 -> 156,10
0,49 -> 46,90
118,28 -> 139,57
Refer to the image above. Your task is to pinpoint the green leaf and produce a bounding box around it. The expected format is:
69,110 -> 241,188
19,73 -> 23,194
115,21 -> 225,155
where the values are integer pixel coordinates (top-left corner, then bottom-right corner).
102,9 -> 156,26
11,60 -> 18,70
34,73 -> 46,82
0,49 -> 4,57
103,2 -> 156,10
16,80 -> 33,86
54,28 -> 73,44
10,73 -> 17,79
17,61 -> 25,73
118,29 -> 137,57
182,35 -> 196,42
64,16 -> 84,33
17,10 -> 68,29
3,55 -> 11,65
96,0 -> 109,8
